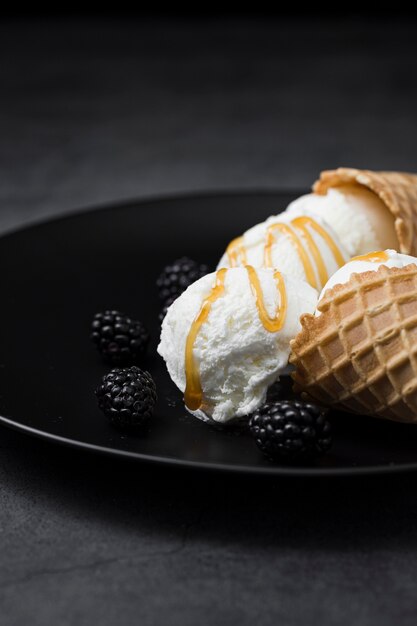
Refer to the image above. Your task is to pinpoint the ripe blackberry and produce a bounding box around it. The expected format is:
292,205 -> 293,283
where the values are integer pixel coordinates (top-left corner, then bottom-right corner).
90,310 -> 149,365
157,257 -> 209,302
249,400 -> 332,462
96,366 -> 157,428
159,295 -> 176,324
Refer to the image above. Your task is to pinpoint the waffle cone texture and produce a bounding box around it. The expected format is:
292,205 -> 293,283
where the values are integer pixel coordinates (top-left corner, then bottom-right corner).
290,264 -> 417,423
313,168 -> 417,255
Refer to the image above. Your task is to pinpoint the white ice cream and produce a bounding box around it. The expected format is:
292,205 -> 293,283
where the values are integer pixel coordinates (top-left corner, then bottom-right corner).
286,184 -> 398,257
317,249 -> 417,308
217,208 -> 350,291
158,267 -> 317,423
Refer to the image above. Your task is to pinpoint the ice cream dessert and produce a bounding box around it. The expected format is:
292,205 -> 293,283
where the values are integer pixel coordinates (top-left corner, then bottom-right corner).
218,169 -> 417,288
217,209 -> 350,291
290,251 -> 417,423
158,266 -> 317,423
159,167 -> 417,428
286,184 -> 398,257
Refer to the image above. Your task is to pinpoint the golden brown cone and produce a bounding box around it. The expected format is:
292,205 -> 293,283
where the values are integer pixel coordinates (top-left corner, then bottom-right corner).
290,264 -> 417,423
313,168 -> 417,255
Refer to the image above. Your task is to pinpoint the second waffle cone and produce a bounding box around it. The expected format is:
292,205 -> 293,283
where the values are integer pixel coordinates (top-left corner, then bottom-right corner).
290,264 -> 417,423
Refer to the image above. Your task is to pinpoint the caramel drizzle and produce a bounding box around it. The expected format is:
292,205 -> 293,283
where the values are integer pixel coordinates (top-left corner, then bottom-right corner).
184,268 -> 227,411
226,236 -> 247,267
290,217 -> 329,288
264,222 -> 317,288
184,266 -> 288,411
350,250 -> 389,263
228,216 -> 345,290
297,216 -> 346,268
246,265 -> 287,332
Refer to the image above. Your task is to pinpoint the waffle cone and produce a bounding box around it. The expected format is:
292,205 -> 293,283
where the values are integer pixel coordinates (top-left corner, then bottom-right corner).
290,264 -> 417,423
313,168 -> 417,255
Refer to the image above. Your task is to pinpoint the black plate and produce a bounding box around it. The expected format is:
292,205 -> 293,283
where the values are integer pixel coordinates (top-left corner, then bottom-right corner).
2,191 -> 417,476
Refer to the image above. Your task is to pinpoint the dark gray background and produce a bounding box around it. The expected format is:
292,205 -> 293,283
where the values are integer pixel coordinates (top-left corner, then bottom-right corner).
1,16 -> 417,625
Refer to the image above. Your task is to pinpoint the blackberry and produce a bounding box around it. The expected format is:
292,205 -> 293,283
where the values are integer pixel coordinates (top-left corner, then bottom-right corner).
157,257 -> 209,302
249,400 -> 332,462
96,366 -> 157,428
159,295 -> 176,324
90,310 -> 149,365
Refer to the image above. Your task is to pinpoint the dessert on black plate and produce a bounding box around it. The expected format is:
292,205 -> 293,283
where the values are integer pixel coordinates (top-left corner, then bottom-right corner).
95,168 -> 417,464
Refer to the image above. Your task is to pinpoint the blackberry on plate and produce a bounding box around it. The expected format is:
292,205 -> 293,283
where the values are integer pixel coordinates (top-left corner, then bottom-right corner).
90,310 -> 149,365
249,400 -> 332,462
157,257 -> 209,302
159,295 -> 176,324
96,366 -> 157,429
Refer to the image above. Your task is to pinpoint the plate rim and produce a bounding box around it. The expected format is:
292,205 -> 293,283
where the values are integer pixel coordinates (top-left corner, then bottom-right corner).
0,188 -> 304,240
1,411 -> 417,477
3,190 -> 417,478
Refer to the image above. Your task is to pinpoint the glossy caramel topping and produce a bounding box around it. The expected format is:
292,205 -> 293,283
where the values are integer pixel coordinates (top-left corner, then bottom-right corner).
226,214 -> 346,290
184,268 -> 227,411
350,250 -> 390,263
290,216 -> 329,287
264,222 -> 318,289
246,265 -> 287,332
226,236 -> 247,267
293,216 -> 346,267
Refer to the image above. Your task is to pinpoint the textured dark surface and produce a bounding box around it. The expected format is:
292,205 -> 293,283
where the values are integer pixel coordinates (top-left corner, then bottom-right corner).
2,16 -> 417,626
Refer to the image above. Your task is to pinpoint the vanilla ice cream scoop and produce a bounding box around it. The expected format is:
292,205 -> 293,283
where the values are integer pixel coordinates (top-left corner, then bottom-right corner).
317,249 -> 417,310
286,184 -> 398,257
217,209 -> 349,292
158,266 -> 317,423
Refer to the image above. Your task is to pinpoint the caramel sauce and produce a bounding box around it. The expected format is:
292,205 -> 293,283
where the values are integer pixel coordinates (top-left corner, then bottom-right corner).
230,215 -> 345,290
246,265 -> 287,332
289,217 -> 328,287
351,250 -> 389,263
184,265 -> 288,411
264,223 -> 317,288
184,268 -> 227,411
292,215 -> 346,267
226,236 -> 247,267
